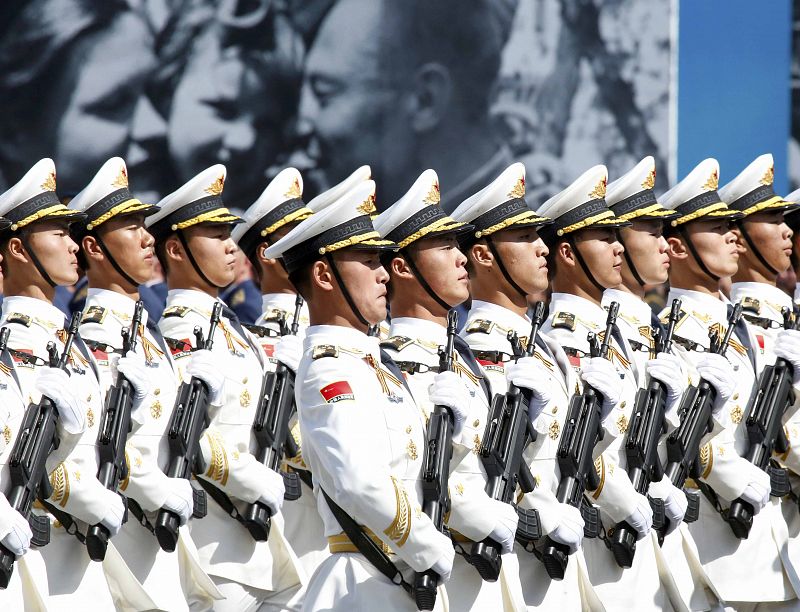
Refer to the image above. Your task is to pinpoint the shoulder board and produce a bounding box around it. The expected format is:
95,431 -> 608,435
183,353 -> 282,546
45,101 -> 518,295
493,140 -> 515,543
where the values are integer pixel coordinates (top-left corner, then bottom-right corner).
740,296 -> 761,315
380,335 -> 414,351
82,305 -> 107,325
551,311 -> 576,331
243,323 -> 280,338
465,319 -> 495,335
163,306 -> 191,318
659,308 -> 689,330
5,313 -> 31,327
262,308 -> 288,323
312,345 -> 340,359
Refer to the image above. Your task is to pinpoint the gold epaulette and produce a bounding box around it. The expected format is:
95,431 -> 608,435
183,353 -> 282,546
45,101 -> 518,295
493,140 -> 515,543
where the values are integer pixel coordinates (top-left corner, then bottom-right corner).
551,311 -> 576,331
465,319 -> 495,334
312,345 -> 340,359
380,335 -> 414,351
162,305 -> 190,318
81,305 -> 107,324
5,313 -> 31,327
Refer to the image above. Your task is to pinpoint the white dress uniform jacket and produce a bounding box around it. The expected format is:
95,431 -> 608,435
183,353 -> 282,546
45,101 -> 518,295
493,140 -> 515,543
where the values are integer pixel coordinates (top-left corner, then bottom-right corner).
295,324 -> 451,611
662,287 -> 798,604
80,288 -> 222,610
461,299 -> 602,611
542,292 -> 667,611
158,289 -> 303,596
0,295 -> 153,611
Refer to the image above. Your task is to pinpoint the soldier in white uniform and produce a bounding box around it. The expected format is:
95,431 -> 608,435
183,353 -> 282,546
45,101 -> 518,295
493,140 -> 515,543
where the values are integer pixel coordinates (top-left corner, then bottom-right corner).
231,168 -> 324,597
535,164 -> 668,610
450,162 -> 602,610
373,170 -> 521,611
602,156 -> 720,610
263,181 -> 459,611
147,165 -> 304,611
719,154 -> 800,610
659,158 -> 796,608
0,159 -> 142,609
67,157 -> 222,610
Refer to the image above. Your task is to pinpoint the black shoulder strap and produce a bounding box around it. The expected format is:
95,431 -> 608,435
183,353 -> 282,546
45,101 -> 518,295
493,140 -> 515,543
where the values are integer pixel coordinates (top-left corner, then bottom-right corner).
728,304 -> 756,370
320,486 -> 413,597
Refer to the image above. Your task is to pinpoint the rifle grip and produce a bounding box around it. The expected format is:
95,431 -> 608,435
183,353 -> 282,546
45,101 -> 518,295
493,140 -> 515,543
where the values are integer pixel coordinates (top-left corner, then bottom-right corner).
608,521 -> 637,568
86,524 -> 110,561
0,545 -> 15,589
726,498 -> 754,539
242,501 -> 272,541
468,537 -> 502,582
413,568 -> 439,611
540,536 -> 569,580
154,509 -> 181,552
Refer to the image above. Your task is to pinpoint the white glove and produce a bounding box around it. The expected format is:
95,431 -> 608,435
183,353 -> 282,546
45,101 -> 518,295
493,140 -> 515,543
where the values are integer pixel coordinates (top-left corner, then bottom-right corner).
0,495 -> 31,557
274,335 -> 303,373
645,353 -> 687,417
737,462 -> 771,515
547,502 -> 584,553
487,499 -> 519,554
428,371 -> 470,440
696,353 -> 736,414
430,545 -> 455,583
580,357 -> 622,421
35,367 -> 85,434
98,489 -> 126,536
775,329 -> 800,384
186,350 -> 224,404
115,351 -> 151,411
506,356 -> 554,422
161,478 -> 194,526
623,492 -> 653,539
257,467 -> 286,515
649,477 -> 688,534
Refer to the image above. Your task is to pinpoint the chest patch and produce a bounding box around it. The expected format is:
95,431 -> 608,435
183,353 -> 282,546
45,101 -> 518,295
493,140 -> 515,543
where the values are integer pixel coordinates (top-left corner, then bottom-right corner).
319,381 -> 355,404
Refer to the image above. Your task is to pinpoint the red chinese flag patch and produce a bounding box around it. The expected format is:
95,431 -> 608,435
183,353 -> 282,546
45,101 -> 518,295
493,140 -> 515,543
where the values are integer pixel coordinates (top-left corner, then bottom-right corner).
170,338 -> 193,359
90,347 -> 109,366
756,335 -> 765,354
568,354 -> 581,368
262,343 -> 276,358
320,381 -> 355,404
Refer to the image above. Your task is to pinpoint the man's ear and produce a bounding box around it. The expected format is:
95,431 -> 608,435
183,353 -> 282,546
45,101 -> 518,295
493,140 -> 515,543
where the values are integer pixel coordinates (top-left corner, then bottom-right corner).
470,242 -> 493,269
311,259 -> 334,292
666,235 -> 688,260
409,63 -> 452,133
163,235 -> 184,264
81,234 -> 104,264
556,240 -> 576,269
389,255 -> 415,280
5,236 -> 27,266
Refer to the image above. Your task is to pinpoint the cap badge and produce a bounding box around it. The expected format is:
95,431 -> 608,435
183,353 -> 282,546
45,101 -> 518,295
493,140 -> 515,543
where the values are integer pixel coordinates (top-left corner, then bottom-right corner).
284,177 -> 302,199
205,175 -> 225,196
41,170 -> 56,192
423,181 -> 440,205
508,175 -> 526,199
588,177 -> 607,200
760,165 -> 774,186
112,166 -> 129,188
357,193 -> 377,215
642,168 -> 656,190
701,169 -> 719,191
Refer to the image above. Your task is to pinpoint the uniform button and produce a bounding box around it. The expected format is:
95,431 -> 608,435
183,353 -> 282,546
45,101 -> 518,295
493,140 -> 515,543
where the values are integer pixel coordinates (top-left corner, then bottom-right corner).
154,388 -> 161,396
243,377 -> 248,384
405,426 -> 412,434
552,406 -> 558,414
620,401 -> 626,409
473,419 -> 480,428
732,392 -> 739,400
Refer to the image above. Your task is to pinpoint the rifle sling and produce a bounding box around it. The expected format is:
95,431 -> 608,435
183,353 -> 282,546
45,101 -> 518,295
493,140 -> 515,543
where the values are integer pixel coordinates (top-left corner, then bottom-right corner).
320,487 -> 413,597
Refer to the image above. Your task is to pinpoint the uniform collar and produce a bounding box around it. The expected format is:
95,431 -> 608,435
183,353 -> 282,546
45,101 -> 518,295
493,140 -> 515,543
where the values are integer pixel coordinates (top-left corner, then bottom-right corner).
602,288 -> 651,326
303,324 -> 379,361
730,281 -> 791,323
390,316 -> 447,346
2,295 -> 66,329
166,288 -> 222,312
667,287 -> 728,324
468,300 -> 530,335
549,292 -> 606,327
85,287 -> 150,327
261,292 -> 300,315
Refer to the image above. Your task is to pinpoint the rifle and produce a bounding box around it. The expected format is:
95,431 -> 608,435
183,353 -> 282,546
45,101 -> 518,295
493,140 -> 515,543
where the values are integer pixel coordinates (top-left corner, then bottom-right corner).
154,302 -> 222,551
726,305 -> 797,538
608,299 -> 682,566
663,303 -> 743,528
242,295 -> 304,541
469,303 -> 545,580
413,310 -> 458,612
540,302 -> 619,580
85,301 -> 143,560
0,313 -> 81,588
